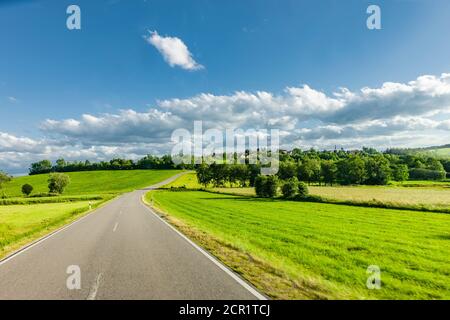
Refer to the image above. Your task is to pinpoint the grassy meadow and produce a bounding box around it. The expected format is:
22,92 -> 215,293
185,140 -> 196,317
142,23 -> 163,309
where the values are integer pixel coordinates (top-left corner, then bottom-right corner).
0,170 -> 181,259
2,170 -> 182,198
147,189 -> 450,299
0,201 -> 103,257
165,172 -> 450,211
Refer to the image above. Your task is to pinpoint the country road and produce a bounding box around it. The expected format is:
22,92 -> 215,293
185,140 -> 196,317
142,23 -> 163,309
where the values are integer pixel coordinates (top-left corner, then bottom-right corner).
0,173 -> 264,300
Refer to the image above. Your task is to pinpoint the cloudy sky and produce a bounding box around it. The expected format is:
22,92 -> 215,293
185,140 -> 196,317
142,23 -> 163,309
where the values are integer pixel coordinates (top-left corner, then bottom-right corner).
1,0 -> 450,173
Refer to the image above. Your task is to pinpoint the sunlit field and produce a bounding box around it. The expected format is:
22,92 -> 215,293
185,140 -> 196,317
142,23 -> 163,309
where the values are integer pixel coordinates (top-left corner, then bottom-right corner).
147,190 -> 450,299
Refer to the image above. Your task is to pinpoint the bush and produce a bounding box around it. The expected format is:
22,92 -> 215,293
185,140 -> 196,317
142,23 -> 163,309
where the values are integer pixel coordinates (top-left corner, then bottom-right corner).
254,175 -> 267,197
264,175 -> 279,198
255,175 -> 279,198
297,182 -> 309,198
281,177 -> 298,198
21,184 -> 33,196
409,168 -> 446,181
48,173 -> 70,194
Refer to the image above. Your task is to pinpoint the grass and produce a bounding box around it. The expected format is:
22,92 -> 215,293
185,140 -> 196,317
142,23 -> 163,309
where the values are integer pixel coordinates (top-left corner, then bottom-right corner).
0,200 -> 104,259
308,186 -> 450,208
163,172 -> 450,212
147,190 -> 450,300
0,170 -> 181,259
1,170 -> 182,198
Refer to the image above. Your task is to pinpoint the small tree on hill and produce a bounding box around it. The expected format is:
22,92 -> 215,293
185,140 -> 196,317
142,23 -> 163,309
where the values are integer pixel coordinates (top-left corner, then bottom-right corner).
22,184 -> 33,196
0,171 -> 12,189
48,173 -> 70,194
0,171 -> 12,198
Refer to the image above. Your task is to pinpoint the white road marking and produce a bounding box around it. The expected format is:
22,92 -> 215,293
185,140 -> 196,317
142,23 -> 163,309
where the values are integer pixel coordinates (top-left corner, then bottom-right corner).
140,197 -> 268,300
113,222 -> 119,232
87,273 -> 103,300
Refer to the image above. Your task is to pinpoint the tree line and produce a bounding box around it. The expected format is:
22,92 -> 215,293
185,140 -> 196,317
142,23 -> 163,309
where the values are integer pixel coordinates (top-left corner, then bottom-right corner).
28,147 -> 448,184
195,147 -> 448,187
29,155 -> 192,175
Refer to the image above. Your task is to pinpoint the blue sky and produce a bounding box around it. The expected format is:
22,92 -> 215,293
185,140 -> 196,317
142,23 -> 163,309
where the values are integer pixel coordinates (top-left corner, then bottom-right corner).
1,0 -> 450,172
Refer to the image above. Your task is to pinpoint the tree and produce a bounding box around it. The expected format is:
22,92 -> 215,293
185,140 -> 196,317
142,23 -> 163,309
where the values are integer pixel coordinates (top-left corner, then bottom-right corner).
337,156 -> 366,185
48,173 -> 70,194
321,160 -> 337,185
278,161 -> 297,180
297,158 -> 321,184
392,164 -> 409,182
29,160 -> 52,175
0,171 -> 12,190
56,158 -> 67,168
22,184 -> 33,196
427,158 -> 445,172
196,163 -> 212,188
281,177 -> 298,198
365,155 -> 391,185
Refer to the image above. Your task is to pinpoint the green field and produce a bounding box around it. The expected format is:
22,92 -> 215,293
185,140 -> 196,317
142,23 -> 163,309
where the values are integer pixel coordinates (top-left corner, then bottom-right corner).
0,170 -> 180,259
147,190 -> 450,299
164,172 -> 450,211
2,170 -> 182,198
0,201 -> 102,257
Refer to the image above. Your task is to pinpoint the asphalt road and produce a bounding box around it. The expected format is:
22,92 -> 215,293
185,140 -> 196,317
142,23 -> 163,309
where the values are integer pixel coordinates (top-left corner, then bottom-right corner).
0,173 -> 264,300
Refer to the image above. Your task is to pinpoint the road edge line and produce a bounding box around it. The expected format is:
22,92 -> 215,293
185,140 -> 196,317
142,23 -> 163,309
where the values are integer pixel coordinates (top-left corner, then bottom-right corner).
140,196 -> 268,301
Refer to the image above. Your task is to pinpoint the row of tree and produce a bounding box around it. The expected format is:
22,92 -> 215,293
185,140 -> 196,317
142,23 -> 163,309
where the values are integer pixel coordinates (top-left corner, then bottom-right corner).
27,148 -> 449,184
195,150 -> 448,186
29,155 -> 190,175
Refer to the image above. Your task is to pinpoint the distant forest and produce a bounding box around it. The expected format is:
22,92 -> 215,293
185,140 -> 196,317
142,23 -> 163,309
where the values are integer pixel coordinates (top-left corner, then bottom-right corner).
28,147 -> 450,186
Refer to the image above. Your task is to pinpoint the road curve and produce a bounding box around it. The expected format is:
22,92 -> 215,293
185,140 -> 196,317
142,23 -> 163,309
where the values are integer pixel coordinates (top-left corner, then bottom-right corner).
0,173 -> 264,300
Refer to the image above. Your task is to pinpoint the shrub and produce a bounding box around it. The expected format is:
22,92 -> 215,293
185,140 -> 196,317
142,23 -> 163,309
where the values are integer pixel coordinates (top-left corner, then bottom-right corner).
264,175 -> 279,198
297,181 -> 309,198
21,184 -> 33,196
254,175 -> 267,197
48,173 -> 70,194
409,168 -> 446,181
255,175 -> 279,198
281,177 -> 298,198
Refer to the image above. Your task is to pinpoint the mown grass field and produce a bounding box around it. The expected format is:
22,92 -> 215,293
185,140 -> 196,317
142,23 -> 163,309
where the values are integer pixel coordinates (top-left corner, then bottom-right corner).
2,170 -> 182,198
0,170 -> 181,259
0,201 -> 103,258
147,190 -> 450,299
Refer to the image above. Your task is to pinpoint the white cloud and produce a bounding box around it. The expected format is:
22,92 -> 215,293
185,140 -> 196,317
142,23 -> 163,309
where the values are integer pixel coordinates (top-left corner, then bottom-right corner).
2,72 -> 450,173
144,30 -> 204,71
7,96 -> 18,103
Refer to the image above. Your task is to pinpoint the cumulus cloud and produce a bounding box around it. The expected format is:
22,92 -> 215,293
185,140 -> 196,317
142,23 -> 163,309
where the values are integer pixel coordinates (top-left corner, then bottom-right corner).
144,30 -> 204,70
2,72 -> 450,172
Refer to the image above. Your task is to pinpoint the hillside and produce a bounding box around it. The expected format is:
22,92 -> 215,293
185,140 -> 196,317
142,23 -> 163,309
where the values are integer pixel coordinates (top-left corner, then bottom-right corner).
1,170 -> 182,198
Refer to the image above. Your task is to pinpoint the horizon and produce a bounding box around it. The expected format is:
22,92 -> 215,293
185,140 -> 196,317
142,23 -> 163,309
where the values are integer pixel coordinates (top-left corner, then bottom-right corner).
1,0 -> 450,173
